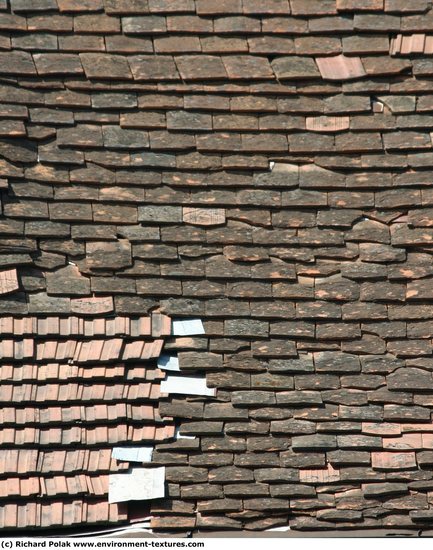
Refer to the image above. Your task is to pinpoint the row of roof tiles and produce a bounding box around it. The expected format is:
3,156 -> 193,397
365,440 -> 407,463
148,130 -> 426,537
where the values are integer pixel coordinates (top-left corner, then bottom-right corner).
0,313 -> 170,335
5,0 -> 432,16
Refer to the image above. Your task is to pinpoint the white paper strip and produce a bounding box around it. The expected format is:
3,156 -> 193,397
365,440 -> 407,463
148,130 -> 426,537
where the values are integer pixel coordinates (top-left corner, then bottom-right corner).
172,319 -> 205,336
157,354 -> 180,371
160,375 -> 216,397
175,426 -> 196,440
109,467 -> 165,504
112,447 -> 153,463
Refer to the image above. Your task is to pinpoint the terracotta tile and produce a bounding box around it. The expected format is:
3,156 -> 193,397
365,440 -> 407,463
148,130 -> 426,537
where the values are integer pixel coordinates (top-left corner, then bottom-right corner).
142,339 -> 164,359
383,433 -> 423,450
19,503 -> 38,529
70,316 -> 80,335
21,477 -> 40,497
100,338 -> 123,361
316,54 -> 366,80
83,340 -> 105,362
122,340 -> 144,360
0,317 -> 13,333
0,268 -> 19,294
0,364 -> 14,381
114,316 -> 127,335
372,451 -> 416,470
1,407 -> 15,423
306,115 -> 350,132
50,501 -> 64,527
0,339 -> 14,358
299,464 -> 340,483
390,34 -> 403,55
83,319 -> 95,337
59,317 -> 71,336
402,423 -> 433,432
157,424 -> 176,441
77,474 -> 90,494
130,316 -> 151,337
4,503 -> 18,528
425,35 -> 433,54
47,316 -> 60,334
6,477 -> 20,497
362,422 -> 401,435
93,318 -> 106,335
183,207 -> 226,226
401,33 -> 425,54
71,296 -> 114,315
152,312 -> 172,337
422,433 -> 433,448
18,449 -> 38,473
105,318 -> 116,336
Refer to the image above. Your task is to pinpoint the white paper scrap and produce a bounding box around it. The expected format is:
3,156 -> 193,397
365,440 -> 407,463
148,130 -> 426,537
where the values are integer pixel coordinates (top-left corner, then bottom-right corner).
172,319 -> 205,336
160,375 -> 216,397
112,447 -> 153,463
109,467 -> 165,504
157,354 -> 180,371
175,426 -> 196,440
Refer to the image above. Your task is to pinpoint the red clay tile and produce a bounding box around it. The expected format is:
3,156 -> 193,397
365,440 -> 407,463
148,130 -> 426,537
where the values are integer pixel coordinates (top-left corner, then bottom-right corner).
152,312 -> 172,337
401,33 -> 425,54
100,338 -> 123,361
316,54 -> 366,80
71,296 -> 114,315
0,317 -> 13,334
0,268 -> 19,295
425,35 -> 433,54
6,477 -> 20,497
372,451 -> 417,470
183,207 -> 226,226
362,422 -> 402,435
383,433 -> 423,450
142,339 -> 164,359
122,340 -> 145,360
306,115 -> 350,132
299,464 -> 341,483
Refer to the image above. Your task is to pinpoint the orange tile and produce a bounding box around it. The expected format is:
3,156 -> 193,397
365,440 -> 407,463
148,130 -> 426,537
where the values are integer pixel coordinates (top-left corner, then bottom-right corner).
0,317 -> 13,333
383,433 -> 422,450
122,340 -> 144,360
6,477 -> 20,497
422,433 -> 433,448
71,296 -> 114,315
425,35 -> 433,54
372,451 -> 416,470
316,54 -> 366,80
3,503 -> 18,528
1,339 -> 14,358
0,268 -> 19,295
299,464 -> 340,483
100,338 -> 123,361
142,339 -> 164,359
21,477 -> 40,497
50,501 -> 64,527
152,312 -> 171,337
390,34 -> 402,55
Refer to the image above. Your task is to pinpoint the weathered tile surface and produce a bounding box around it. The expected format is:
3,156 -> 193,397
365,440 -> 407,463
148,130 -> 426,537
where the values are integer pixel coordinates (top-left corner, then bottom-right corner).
0,0 -> 432,536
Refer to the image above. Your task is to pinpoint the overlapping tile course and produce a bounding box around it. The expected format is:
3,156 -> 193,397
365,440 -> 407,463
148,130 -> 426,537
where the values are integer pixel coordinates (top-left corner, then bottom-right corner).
0,311 -> 175,530
0,0 -> 433,534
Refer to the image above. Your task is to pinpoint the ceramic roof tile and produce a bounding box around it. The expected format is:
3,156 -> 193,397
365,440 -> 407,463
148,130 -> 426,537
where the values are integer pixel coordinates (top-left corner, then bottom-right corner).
0,269 -> 19,295
2,0 -> 433,536
316,54 -> 367,80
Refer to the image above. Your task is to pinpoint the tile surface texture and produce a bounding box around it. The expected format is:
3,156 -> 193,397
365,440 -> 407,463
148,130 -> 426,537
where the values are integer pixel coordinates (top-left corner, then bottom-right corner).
0,0 -> 433,535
